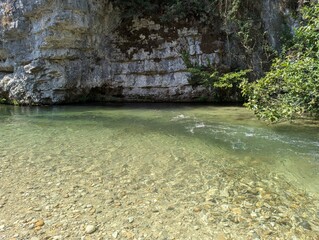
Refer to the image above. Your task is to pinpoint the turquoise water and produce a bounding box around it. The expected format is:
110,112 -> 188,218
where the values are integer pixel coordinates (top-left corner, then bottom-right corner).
0,104 -> 319,239
1,104 -> 318,194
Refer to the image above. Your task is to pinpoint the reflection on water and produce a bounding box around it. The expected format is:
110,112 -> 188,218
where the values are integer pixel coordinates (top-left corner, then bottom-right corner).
0,103 -> 319,239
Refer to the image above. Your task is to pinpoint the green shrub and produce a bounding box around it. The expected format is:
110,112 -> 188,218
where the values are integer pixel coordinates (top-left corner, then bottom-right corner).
242,2 -> 319,122
181,50 -> 250,101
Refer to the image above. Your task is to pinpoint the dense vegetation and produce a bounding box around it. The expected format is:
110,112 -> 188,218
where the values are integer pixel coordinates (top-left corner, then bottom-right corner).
242,2 -> 319,122
181,51 -> 251,102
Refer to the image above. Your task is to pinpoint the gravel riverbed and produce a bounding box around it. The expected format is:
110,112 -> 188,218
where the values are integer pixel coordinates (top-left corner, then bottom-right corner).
1,154 -> 319,240
1,105 -> 319,239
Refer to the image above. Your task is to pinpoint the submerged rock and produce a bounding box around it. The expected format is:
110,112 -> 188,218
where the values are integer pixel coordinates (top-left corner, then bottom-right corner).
85,224 -> 97,234
299,221 -> 312,230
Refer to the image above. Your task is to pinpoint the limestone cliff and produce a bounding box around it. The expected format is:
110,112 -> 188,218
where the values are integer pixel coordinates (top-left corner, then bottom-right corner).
0,0 -> 298,104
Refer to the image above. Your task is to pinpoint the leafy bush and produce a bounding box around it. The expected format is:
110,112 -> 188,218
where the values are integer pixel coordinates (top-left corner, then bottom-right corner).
181,51 -> 217,87
242,2 -> 319,122
181,51 -> 250,101
215,69 -> 251,89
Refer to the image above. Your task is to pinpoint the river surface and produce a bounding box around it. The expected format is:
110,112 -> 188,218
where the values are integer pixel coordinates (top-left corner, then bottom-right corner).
0,104 -> 319,239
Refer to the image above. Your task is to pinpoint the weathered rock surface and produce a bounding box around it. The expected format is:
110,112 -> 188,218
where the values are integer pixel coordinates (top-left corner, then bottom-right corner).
0,0 -> 297,104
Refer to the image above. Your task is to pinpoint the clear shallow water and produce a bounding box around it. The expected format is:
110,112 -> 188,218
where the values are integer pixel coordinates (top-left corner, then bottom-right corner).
1,103 -> 319,239
1,104 -> 318,194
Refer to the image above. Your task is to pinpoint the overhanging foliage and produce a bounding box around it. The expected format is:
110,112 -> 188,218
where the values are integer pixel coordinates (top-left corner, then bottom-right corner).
242,2 -> 319,122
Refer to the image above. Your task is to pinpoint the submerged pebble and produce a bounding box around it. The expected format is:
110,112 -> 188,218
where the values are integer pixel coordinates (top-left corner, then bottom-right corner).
0,106 -> 319,239
85,224 -> 97,234
299,221 -> 312,230
112,231 -> 119,239
35,219 -> 44,227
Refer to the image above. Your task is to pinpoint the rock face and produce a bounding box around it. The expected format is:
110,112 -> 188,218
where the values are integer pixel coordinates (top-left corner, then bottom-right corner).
0,0 -> 118,104
0,0 -> 297,104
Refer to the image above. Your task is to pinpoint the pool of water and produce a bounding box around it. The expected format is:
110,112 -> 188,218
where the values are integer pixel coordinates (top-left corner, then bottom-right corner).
0,103 -> 318,239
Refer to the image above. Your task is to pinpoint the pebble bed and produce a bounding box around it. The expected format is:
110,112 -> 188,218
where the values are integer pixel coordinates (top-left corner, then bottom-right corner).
0,106 -> 319,239
1,147 -> 319,240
